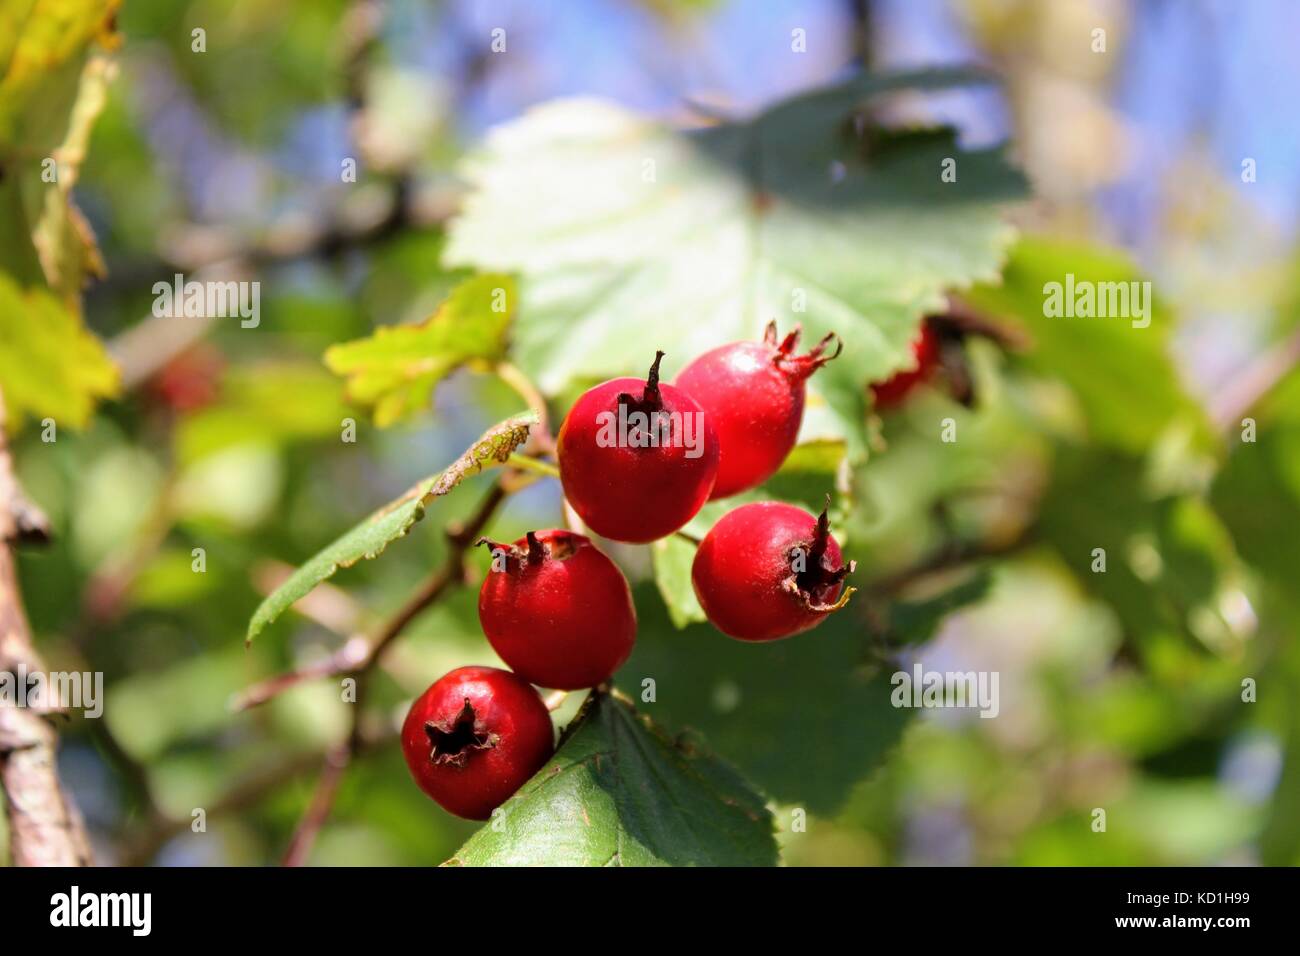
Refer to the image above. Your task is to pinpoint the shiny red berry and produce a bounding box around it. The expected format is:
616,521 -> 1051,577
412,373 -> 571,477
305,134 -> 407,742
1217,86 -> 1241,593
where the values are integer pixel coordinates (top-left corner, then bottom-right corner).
676,323 -> 840,500
557,352 -> 719,543
400,666 -> 553,820
871,320 -> 941,409
691,500 -> 855,642
477,529 -> 636,690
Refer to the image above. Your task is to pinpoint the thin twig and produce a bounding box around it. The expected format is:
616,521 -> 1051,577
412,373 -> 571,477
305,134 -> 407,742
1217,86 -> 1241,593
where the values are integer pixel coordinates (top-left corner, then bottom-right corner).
497,361 -> 554,454
118,723 -> 396,866
276,481 -> 509,865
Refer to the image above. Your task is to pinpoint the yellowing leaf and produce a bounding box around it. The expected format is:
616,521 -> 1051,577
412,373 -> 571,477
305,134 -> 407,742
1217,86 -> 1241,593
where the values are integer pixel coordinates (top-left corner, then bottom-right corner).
0,0 -> 120,299
0,272 -> 118,429
325,273 -> 516,426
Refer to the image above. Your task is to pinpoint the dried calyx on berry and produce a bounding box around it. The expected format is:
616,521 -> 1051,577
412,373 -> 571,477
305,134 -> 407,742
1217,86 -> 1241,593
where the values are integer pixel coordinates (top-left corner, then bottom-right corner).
765,321 -> 842,379
783,500 -> 856,613
673,323 -> 840,500
690,498 -> 856,642
425,697 -> 498,767
477,529 -> 636,690
475,530 -> 563,570
400,666 -> 553,820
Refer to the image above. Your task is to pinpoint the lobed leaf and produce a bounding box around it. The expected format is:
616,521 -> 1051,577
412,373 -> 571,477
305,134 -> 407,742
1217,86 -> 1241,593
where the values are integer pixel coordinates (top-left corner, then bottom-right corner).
325,273 -> 516,426
445,70 -> 1027,458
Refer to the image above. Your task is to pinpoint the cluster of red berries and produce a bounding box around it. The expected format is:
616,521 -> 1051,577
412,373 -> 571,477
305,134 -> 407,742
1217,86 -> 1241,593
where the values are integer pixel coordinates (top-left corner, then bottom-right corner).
402,322 -> 938,819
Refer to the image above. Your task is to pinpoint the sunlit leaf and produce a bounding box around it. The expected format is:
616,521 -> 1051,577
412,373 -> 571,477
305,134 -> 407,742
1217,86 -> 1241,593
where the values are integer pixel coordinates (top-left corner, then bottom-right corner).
0,0 -> 120,299
244,411 -> 537,644
651,535 -> 706,629
448,690 -> 777,866
445,70 -> 1026,457
325,273 -> 515,427
0,272 -> 117,428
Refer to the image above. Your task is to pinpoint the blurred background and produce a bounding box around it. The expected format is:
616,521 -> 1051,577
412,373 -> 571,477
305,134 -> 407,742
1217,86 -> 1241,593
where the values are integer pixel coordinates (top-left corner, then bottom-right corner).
3,0 -> 1299,866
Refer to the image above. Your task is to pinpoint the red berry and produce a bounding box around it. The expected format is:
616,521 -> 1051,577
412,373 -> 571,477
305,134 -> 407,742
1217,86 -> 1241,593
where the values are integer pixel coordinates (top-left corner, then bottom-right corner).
557,352 -> 719,543
146,344 -> 224,413
691,500 -> 855,642
477,529 -> 636,689
871,321 -> 941,409
400,666 -> 553,820
676,323 -> 840,499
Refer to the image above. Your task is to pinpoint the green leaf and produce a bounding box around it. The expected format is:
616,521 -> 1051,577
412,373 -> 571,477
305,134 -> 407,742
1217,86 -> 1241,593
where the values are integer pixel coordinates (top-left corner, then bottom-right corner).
964,237 -> 1212,454
447,691 -> 777,866
175,361 -> 352,465
324,273 -> 516,426
618,585 -> 911,814
651,535 -> 706,629
244,411 -> 536,644
0,272 -> 117,429
1210,381 -> 1300,584
1038,450 -> 1241,654
445,71 -> 1026,457
0,0 -> 119,300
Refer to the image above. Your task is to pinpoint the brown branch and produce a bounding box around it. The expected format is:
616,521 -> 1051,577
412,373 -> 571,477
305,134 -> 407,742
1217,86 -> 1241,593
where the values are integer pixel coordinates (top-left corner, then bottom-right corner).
0,388 -> 92,866
280,744 -> 351,868
275,480 -> 509,865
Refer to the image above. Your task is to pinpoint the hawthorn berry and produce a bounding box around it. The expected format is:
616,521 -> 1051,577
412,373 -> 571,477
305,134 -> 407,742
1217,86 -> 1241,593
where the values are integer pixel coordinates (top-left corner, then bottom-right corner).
477,529 -> 636,690
400,665 -> 553,820
870,320 -> 941,410
691,500 -> 855,642
675,323 -> 840,499
557,351 -> 719,543
145,344 -> 224,414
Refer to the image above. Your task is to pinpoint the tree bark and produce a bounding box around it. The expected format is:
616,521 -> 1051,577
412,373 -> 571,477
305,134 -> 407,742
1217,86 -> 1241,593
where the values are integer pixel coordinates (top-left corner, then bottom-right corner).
0,391 -> 91,866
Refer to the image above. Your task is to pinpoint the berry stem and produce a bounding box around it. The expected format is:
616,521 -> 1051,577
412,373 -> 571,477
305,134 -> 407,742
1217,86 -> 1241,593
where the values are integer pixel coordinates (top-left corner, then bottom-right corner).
616,351 -> 668,414
506,452 -> 560,480
643,350 -> 665,406
525,530 -> 545,564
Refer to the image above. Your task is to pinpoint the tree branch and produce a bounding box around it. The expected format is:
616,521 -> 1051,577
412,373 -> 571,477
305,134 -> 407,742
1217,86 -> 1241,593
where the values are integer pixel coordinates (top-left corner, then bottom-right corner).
274,480 -> 510,865
0,389 -> 92,866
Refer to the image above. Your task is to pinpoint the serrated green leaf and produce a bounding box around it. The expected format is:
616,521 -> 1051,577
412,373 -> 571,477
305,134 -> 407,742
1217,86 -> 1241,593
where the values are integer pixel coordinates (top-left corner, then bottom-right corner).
325,273 -> 516,426
244,411 -> 536,644
0,272 -> 117,429
447,691 -> 777,866
445,71 -> 1026,458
